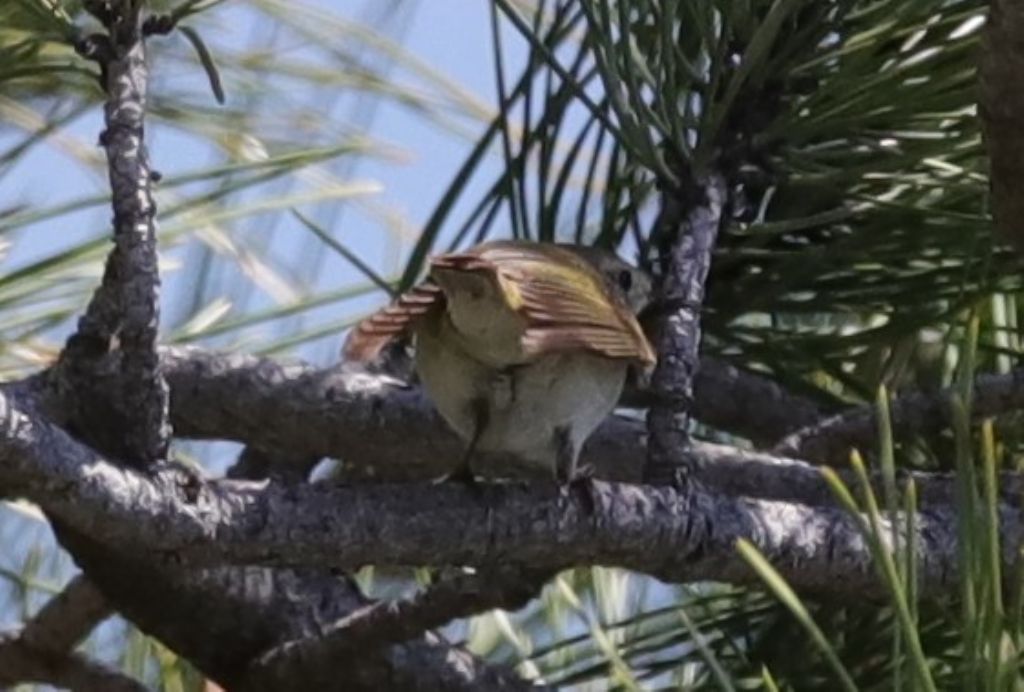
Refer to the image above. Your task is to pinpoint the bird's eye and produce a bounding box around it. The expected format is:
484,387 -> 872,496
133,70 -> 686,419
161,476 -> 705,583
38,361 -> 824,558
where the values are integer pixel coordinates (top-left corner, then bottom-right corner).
616,269 -> 633,293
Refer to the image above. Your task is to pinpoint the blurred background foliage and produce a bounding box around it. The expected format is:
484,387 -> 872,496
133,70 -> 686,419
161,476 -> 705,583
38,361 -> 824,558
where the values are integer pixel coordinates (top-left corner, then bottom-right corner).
2,0 -> 1022,689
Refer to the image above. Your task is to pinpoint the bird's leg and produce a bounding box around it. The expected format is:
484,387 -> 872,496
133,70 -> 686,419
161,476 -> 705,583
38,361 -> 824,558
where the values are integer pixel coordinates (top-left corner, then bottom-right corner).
441,366 -> 519,486
440,398 -> 488,486
554,426 -> 577,484
492,365 -> 519,410
555,427 -> 599,514
554,427 -> 595,482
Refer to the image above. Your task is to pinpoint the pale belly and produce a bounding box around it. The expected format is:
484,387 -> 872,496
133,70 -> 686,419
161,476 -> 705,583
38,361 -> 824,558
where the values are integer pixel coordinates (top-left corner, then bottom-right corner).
414,321 -> 627,478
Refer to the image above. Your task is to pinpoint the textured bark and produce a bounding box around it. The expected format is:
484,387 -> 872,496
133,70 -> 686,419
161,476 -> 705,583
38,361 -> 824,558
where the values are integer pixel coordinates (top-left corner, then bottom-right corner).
1,391 -> 1013,601
55,539 -> 520,691
246,566 -> 552,690
33,405 -> 523,690
154,347 -> 1024,505
980,0 -> 1024,251
161,346 -> 826,482
19,345 -> 1024,511
774,367 -> 1024,464
646,174 -> 726,483
60,1 -> 169,465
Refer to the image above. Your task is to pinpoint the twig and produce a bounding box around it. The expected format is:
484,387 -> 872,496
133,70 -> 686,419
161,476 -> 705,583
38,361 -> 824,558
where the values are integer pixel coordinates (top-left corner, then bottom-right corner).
645,173 -> 727,484
0,633 -> 147,692
20,575 -> 110,653
0,575 -> 133,691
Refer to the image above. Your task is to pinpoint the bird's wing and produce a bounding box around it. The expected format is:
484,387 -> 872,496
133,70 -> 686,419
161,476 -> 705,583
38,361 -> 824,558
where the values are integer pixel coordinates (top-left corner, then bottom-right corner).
436,242 -> 656,365
341,282 -> 443,362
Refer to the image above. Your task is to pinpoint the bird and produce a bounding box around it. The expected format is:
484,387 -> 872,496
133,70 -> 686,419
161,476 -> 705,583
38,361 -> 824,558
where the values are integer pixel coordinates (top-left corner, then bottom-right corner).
343,240 -> 656,484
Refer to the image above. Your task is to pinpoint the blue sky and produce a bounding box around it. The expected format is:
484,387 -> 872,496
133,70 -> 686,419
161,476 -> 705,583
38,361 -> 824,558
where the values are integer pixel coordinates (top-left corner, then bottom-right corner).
1,0 -> 530,365
0,0 -> 535,608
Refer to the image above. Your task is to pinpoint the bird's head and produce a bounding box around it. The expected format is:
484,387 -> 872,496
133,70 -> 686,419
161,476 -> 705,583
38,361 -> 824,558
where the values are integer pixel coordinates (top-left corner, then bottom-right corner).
561,244 -> 653,316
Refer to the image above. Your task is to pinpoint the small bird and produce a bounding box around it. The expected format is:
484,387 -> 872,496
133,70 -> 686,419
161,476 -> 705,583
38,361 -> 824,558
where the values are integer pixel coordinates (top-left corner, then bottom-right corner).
343,240 -> 656,483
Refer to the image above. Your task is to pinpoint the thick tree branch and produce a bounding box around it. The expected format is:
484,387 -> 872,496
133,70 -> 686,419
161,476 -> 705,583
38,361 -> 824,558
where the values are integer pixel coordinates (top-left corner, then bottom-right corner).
773,367 -> 1024,464
22,347 -> 1011,511
681,357 -> 827,444
59,544 -> 517,692
1,391 -> 1013,601
220,446 -> 534,691
154,347 -> 1024,507
30,435 -> 529,691
247,566 -> 552,690
161,347 -> 822,482
645,174 -> 726,483
689,442 -> 1024,508
61,0 -> 169,465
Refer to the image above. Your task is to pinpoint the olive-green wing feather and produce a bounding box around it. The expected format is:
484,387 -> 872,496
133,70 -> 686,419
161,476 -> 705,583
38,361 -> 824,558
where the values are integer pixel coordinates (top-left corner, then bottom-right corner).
460,241 -> 656,365
346,241 -> 656,365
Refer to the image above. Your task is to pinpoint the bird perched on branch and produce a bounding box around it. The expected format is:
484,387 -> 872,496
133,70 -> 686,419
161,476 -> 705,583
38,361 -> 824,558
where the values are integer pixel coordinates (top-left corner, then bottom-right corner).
343,240 -> 656,483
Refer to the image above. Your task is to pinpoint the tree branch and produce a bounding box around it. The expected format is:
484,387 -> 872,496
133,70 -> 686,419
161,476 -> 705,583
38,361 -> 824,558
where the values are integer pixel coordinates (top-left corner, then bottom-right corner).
222,445 -> 535,690
980,0 -> 1024,251
0,633 -> 147,692
1,390 -> 1011,601
0,575 -> 137,691
689,441 -> 1024,508
644,173 -> 727,483
60,0 -> 169,465
152,347 -> 1024,508
19,575 -> 110,653
773,367 -> 1024,464
681,357 -> 828,444
247,566 -> 552,690
41,6 -> 531,687
160,346 -> 823,482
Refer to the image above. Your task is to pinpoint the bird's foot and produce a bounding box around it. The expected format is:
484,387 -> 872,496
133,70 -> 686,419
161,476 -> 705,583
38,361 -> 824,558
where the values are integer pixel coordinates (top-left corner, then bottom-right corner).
561,465 -> 598,515
435,463 -> 489,500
